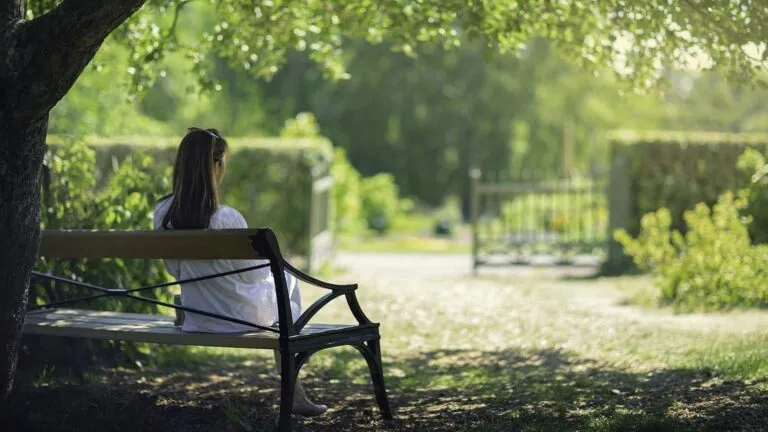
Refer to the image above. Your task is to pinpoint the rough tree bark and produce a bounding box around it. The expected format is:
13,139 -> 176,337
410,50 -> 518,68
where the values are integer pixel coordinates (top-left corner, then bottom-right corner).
0,0 -> 147,402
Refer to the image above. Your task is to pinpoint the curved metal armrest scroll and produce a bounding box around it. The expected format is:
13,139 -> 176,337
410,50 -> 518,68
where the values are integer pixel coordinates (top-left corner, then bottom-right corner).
344,291 -> 373,326
294,291 -> 344,332
281,259 -> 357,292
294,289 -> 374,333
282,258 -> 376,333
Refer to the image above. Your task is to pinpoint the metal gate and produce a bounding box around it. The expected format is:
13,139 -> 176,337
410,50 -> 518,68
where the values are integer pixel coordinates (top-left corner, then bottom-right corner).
471,169 -> 608,268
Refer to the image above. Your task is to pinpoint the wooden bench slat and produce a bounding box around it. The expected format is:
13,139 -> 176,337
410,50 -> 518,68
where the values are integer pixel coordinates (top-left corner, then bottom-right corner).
24,309 -> 353,350
27,309 -> 173,323
39,229 -> 268,259
26,315 -> 176,329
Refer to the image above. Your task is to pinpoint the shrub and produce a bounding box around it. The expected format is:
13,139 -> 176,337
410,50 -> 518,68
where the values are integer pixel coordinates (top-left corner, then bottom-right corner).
29,139 -> 174,371
432,196 -> 463,237
45,134 -> 333,259
736,148 -> 768,244
38,139 -> 173,315
610,130 -> 768,238
279,112 -> 322,138
615,192 -> 768,311
360,173 -> 411,234
331,147 -> 363,234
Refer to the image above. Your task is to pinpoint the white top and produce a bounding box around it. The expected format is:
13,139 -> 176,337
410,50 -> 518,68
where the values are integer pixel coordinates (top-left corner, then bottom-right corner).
153,197 -> 301,333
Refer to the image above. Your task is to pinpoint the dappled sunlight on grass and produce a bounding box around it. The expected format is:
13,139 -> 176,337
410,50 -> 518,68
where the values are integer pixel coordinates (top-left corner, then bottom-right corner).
11,253 -> 768,431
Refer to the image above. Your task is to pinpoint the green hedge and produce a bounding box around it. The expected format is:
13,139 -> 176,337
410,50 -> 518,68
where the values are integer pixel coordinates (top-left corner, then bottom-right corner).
606,130 -> 768,270
46,135 -> 333,258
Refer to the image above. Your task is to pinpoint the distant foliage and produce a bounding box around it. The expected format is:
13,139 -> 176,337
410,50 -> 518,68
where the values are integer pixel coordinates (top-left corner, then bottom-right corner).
31,139 -> 173,368
736,148 -> 768,245
615,145 -> 768,311
279,112 -> 323,139
331,148 -> 363,234
360,173 -> 413,234
45,135 -> 334,258
277,113 -> 417,236
37,139 -> 173,315
615,193 -> 768,311
611,131 -> 768,239
220,145 -> 325,255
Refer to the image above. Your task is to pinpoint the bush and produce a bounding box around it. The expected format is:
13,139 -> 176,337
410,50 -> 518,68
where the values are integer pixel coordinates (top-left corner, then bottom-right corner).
615,192 -> 768,311
610,130 -> 768,238
38,139 -> 173,315
279,112 -> 322,138
45,134 -> 333,258
432,196 -> 463,237
29,139 -> 174,371
736,148 -> 768,244
359,173 -> 414,234
219,138 -> 332,257
331,147 -> 363,234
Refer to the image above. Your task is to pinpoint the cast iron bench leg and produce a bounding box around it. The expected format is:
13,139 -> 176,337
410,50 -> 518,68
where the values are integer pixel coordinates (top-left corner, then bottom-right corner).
277,350 -> 296,431
358,338 -> 393,420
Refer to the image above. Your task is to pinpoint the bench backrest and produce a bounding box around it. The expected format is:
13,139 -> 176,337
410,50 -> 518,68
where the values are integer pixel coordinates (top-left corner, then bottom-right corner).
39,229 -> 276,259
36,228 -> 296,335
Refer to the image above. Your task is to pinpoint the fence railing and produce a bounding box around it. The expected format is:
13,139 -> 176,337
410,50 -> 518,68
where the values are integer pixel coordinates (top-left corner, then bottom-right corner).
471,170 -> 608,268
307,166 -> 334,273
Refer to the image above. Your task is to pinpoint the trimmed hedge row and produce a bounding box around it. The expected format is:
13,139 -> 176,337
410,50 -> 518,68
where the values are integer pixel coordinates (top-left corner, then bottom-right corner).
45,135 -> 333,258
606,130 -> 768,270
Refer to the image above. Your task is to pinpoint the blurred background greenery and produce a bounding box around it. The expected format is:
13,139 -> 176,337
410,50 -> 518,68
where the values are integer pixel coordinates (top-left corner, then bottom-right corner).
18,4 -> 768,429
38,1 -> 768,317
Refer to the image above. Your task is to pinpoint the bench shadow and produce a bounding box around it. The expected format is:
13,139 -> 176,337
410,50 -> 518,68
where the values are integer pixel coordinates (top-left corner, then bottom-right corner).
9,346 -> 768,431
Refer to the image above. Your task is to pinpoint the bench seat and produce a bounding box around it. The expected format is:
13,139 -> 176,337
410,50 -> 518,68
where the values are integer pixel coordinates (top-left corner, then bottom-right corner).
24,308 -> 355,350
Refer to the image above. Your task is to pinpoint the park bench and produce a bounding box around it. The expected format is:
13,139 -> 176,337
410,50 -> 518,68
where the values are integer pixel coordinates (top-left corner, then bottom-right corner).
23,228 -> 393,431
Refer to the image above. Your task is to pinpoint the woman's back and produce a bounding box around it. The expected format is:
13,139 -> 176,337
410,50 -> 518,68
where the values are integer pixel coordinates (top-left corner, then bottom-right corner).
153,197 -> 279,332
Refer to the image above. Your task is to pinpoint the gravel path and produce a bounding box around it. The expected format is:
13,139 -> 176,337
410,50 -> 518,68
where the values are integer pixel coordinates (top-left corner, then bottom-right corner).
335,251 -> 768,338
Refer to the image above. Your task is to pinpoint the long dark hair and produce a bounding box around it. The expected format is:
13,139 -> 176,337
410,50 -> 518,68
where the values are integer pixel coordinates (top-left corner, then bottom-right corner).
161,128 -> 229,229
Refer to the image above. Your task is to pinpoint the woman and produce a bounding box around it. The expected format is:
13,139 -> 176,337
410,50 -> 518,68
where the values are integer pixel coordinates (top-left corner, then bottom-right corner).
153,127 -> 327,417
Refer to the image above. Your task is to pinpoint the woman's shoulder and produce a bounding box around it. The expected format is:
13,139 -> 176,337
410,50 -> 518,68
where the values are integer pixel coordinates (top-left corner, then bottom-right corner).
214,204 -> 244,219
210,204 -> 248,229
152,196 -> 173,229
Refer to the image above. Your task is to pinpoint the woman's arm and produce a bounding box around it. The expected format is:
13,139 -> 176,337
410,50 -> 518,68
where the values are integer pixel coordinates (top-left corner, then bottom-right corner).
215,207 -> 271,282
152,200 -> 182,279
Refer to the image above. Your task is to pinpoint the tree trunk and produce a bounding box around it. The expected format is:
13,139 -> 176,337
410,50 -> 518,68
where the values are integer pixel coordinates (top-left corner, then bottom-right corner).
0,0 -> 147,403
0,116 -> 47,401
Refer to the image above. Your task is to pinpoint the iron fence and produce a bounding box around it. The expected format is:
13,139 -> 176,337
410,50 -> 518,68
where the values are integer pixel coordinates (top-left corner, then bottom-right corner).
471,169 -> 608,268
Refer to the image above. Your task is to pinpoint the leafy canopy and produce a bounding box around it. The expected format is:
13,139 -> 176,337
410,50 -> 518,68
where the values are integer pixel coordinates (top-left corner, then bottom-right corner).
28,0 -> 768,91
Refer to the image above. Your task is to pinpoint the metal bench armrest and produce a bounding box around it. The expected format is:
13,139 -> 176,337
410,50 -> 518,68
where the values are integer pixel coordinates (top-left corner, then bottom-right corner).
294,290 -> 373,333
283,258 -> 375,333
281,259 -> 357,292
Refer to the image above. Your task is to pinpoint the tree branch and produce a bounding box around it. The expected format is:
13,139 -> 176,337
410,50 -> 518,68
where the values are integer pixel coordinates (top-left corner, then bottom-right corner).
165,0 -> 194,40
10,0 -> 148,123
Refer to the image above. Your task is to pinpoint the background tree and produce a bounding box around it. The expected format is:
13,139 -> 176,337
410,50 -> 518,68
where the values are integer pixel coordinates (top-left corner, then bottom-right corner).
2,0 -> 767,402
253,38 -> 667,215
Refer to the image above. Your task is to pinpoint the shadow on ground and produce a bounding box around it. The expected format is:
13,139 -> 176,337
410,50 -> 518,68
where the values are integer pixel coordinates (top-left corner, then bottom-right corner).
8,345 -> 768,431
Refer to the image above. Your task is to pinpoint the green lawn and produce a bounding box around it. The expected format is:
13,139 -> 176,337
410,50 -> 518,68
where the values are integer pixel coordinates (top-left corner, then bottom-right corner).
338,233 -> 471,254
9,255 -> 768,431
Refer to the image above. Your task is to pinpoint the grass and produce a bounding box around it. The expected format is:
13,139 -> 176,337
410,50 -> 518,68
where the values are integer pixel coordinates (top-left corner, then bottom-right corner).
339,212 -> 472,254
9,255 -> 768,431
338,234 -> 471,254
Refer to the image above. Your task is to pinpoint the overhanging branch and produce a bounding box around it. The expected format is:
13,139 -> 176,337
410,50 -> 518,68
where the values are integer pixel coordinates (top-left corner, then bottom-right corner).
10,0 -> 148,123
165,0 -> 195,40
